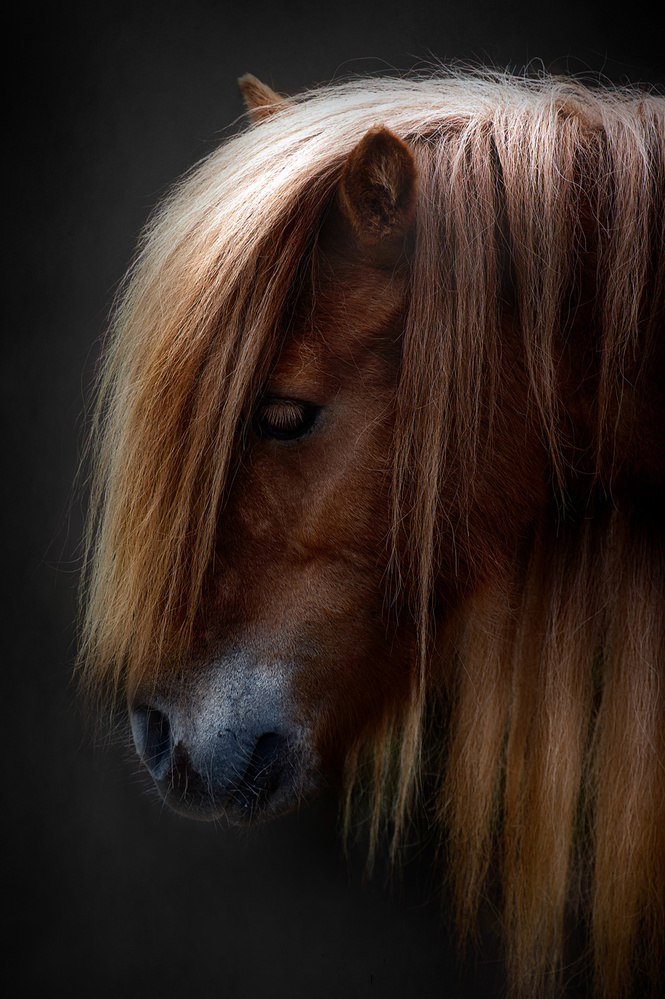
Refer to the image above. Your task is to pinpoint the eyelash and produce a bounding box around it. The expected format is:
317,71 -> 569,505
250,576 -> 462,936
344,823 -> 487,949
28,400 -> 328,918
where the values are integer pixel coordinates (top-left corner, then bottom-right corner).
254,399 -> 320,441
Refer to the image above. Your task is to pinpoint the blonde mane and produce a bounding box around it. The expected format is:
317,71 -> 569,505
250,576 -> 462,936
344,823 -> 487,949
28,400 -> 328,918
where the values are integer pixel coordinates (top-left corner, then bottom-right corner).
81,72 -> 665,997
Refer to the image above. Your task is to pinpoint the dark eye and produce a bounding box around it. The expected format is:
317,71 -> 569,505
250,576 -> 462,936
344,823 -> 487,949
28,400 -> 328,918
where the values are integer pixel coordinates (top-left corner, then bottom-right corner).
254,398 -> 320,441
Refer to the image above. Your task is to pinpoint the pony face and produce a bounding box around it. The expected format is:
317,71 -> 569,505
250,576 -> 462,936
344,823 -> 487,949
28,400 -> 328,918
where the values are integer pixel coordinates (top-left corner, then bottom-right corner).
83,74 -> 665,996
128,127 -> 417,822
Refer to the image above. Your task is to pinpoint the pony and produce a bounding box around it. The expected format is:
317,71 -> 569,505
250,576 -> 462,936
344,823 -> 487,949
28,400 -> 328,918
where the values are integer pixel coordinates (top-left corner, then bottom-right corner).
80,70 -> 665,998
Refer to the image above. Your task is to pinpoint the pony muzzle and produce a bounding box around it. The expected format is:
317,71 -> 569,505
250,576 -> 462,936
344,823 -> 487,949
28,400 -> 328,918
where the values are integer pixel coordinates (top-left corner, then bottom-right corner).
128,663 -> 318,822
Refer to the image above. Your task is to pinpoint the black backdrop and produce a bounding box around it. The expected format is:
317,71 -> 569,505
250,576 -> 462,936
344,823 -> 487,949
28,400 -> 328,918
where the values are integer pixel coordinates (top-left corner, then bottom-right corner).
7,3 -> 663,996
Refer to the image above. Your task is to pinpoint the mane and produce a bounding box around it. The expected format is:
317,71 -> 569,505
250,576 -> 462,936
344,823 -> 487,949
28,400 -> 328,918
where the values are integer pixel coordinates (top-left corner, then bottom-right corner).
81,72 -> 665,997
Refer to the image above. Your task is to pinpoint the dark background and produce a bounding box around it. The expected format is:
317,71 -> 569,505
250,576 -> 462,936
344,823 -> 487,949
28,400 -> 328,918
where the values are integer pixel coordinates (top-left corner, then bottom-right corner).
7,2 -> 663,996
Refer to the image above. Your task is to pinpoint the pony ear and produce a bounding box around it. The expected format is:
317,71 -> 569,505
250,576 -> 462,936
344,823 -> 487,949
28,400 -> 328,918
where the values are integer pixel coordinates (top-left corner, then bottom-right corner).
337,126 -> 416,249
238,73 -> 289,123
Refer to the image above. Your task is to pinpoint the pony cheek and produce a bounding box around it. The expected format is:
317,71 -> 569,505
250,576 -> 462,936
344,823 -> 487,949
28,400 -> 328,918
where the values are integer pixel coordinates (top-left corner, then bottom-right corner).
294,625 -> 416,776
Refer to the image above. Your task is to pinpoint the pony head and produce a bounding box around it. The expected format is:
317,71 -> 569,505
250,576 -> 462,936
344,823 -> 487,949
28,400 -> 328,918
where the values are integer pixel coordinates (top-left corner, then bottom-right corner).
81,72 -> 665,996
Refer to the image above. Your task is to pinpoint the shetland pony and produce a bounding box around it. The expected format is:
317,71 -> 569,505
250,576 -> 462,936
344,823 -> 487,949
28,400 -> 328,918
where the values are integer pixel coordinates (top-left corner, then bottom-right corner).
81,72 -> 665,997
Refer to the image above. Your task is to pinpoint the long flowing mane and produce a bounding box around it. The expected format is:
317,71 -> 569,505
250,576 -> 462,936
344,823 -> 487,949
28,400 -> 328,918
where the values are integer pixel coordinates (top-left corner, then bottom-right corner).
81,72 -> 665,997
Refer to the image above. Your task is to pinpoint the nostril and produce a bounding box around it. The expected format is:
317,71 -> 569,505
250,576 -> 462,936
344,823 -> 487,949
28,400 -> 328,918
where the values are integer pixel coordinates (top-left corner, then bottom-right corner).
130,705 -> 172,782
254,731 -> 286,766
244,731 -> 288,794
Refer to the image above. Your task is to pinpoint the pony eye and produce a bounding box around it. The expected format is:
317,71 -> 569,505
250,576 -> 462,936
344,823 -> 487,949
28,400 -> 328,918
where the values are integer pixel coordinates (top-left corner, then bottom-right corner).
254,399 -> 320,441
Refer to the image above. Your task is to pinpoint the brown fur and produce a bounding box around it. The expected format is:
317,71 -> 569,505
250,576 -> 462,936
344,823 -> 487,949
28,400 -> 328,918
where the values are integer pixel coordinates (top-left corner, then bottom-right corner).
80,72 -> 665,997
238,72 -> 289,122
338,126 -> 417,245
